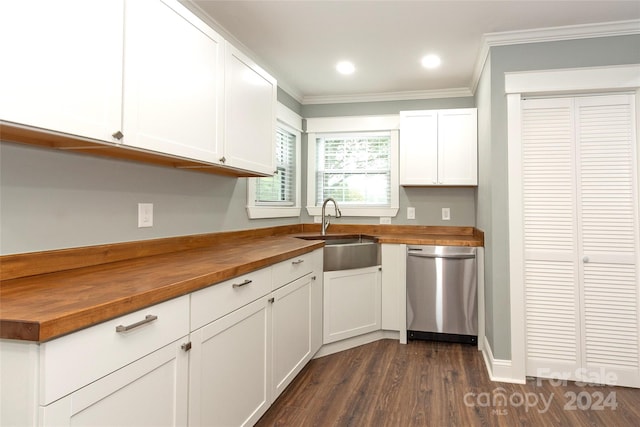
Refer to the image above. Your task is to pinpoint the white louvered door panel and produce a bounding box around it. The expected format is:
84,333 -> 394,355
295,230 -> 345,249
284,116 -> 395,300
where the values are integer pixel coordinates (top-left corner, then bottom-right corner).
522,98 -> 581,377
576,95 -> 640,387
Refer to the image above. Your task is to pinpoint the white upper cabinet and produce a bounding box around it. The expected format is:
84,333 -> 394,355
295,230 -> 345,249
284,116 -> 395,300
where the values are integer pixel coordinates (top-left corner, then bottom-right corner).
121,0 -> 224,163
0,0 -> 124,142
223,43 -> 277,175
400,108 -> 477,186
399,110 -> 438,185
1,0 -> 277,176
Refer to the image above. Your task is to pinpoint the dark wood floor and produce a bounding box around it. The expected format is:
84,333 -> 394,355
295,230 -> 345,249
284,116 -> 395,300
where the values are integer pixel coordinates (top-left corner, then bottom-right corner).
256,339 -> 640,426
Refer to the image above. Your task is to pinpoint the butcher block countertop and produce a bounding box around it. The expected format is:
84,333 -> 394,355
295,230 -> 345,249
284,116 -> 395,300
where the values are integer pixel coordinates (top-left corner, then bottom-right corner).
0,224 -> 483,342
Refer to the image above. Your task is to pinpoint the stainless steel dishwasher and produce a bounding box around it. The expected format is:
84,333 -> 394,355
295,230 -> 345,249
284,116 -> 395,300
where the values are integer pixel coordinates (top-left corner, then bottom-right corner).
406,245 -> 477,344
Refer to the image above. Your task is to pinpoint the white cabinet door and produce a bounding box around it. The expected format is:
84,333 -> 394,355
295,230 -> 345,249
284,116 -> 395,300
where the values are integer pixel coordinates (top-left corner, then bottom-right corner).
188,296 -> 271,427
399,108 -> 477,186
522,94 -> 640,388
438,108 -> 478,185
399,110 -> 438,185
223,43 -> 276,175
309,250 -> 324,355
40,339 -> 189,427
272,274 -> 314,399
0,0 -> 123,142
323,266 -> 382,344
122,0 -> 224,163
381,244 -> 406,332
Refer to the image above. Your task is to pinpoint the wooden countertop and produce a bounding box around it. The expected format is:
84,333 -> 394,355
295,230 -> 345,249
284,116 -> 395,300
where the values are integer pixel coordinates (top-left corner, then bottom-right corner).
0,224 -> 483,342
297,224 -> 484,247
0,236 -> 322,342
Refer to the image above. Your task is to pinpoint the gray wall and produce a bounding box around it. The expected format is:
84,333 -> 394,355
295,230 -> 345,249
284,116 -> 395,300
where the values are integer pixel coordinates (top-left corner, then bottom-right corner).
1,90 -> 304,255
0,91 -> 478,254
0,142 -> 298,255
478,34 -> 640,360
301,97 -> 474,118
475,53 -> 494,355
301,97 -> 478,227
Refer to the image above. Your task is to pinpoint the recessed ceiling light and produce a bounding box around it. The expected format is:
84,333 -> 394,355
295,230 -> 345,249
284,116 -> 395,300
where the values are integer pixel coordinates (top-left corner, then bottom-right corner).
336,61 -> 355,75
421,54 -> 441,69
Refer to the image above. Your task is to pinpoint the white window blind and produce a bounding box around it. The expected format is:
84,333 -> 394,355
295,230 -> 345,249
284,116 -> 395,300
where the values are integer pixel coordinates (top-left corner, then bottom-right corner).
256,126 -> 296,206
315,132 -> 391,206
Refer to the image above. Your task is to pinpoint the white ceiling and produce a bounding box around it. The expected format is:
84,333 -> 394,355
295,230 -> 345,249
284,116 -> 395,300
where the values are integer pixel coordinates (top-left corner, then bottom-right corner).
188,1 -> 640,103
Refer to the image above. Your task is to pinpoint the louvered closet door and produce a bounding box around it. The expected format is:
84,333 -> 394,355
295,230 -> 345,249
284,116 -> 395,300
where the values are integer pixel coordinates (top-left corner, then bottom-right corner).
575,95 -> 639,388
522,98 -> 582,378
522,94 -> 640,388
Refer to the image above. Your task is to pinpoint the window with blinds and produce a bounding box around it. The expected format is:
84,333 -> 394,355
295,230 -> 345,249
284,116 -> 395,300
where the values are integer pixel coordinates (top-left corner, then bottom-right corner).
255,126 -> 296,206
315,132 -> 391,206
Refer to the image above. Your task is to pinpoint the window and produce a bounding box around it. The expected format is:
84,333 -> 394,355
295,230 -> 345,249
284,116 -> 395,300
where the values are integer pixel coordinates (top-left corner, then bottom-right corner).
255,127 -> 296,206
315,132 -> 391,205
247,104 -> 301,218
306,115 -> 399,217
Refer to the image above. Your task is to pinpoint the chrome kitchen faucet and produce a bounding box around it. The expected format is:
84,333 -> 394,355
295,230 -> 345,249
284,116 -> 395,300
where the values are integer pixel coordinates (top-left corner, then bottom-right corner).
321,198 -> 342,235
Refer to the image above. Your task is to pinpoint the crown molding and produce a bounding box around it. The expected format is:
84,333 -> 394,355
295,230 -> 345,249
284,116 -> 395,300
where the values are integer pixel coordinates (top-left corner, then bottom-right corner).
302,87 -> 473,105
470,19 -> 640,93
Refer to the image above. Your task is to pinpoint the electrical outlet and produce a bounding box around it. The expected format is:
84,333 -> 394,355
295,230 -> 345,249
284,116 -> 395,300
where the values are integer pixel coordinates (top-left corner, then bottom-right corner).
442,207 -> 450,221
407,207 -> 416,220
314,216 -> 322,223
380,217 -> 391,224
138,203 -> 153,228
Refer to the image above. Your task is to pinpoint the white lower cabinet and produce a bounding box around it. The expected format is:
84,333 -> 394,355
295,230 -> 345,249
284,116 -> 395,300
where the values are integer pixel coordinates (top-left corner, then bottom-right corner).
188,296 -> 271,427
381,244 -> 406,332
41,339 -> 189,426
0,296 -> 190,427
323,266 -> 382,344
272,274 -> 315,399
0,251 -> 324,427
187,248 -> 323,426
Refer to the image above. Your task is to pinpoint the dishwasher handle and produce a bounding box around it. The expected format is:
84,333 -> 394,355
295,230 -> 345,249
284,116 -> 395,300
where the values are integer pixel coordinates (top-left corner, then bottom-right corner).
407,251 -> 476,260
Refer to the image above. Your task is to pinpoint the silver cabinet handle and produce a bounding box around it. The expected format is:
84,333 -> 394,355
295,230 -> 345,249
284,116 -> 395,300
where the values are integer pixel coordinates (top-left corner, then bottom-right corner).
232,279 -> 252,288
116,314 -> 157,332
583,256 -> 589,263
291,259 -> 304,265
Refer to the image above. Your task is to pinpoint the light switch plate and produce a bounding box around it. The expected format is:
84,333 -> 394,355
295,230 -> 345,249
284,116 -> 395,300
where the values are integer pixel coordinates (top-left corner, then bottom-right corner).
442,207 -> 450,221
407,207 -> 415,220
138,203 -> 153,228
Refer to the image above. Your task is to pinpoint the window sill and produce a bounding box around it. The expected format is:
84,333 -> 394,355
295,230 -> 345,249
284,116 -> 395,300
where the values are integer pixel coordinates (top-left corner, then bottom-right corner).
306,206 -> 398,218
247,206 -> 301,219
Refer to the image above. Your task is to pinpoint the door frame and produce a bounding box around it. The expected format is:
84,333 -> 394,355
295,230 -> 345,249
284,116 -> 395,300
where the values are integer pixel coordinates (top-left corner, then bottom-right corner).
505,64 -> 640,383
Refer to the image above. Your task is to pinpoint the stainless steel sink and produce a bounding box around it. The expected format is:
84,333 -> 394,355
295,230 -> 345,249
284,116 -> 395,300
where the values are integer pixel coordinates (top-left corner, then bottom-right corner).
297,235 -> 381,271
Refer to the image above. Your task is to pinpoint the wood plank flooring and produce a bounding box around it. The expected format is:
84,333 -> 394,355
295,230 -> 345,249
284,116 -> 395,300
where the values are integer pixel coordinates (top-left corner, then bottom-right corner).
256,339 -> 640,426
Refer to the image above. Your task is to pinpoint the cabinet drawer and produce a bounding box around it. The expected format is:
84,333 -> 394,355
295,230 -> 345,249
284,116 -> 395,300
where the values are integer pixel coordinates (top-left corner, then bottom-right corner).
190,267 -> 272,331
39,295 -> 189,405
272,252 -> 314,290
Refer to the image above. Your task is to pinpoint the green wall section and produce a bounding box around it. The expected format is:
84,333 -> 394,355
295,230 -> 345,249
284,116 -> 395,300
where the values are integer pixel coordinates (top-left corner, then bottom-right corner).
302,97 -> 474,117
300,96 -> 478,227
478,34 -> 640,360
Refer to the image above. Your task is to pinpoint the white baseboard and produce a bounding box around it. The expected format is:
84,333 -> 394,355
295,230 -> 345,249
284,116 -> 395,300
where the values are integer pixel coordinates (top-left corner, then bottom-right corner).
481,335 -> 526,384
314,330 -> 400,358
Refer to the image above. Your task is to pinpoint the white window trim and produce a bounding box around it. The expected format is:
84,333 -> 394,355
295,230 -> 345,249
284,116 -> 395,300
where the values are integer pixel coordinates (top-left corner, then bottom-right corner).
505,63 -> 640,385
306,115 -> 400,217
246,103 -> 302,219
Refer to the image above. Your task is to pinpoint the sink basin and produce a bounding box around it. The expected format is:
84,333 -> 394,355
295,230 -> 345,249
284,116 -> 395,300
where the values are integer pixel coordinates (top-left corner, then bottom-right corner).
297,235 -> 380,271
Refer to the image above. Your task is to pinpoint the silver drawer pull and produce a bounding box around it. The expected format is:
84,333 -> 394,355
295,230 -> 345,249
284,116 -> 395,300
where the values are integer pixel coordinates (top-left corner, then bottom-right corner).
232,279 -> 252,288
291,259 -> 304,265
116,314 -> 158,333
